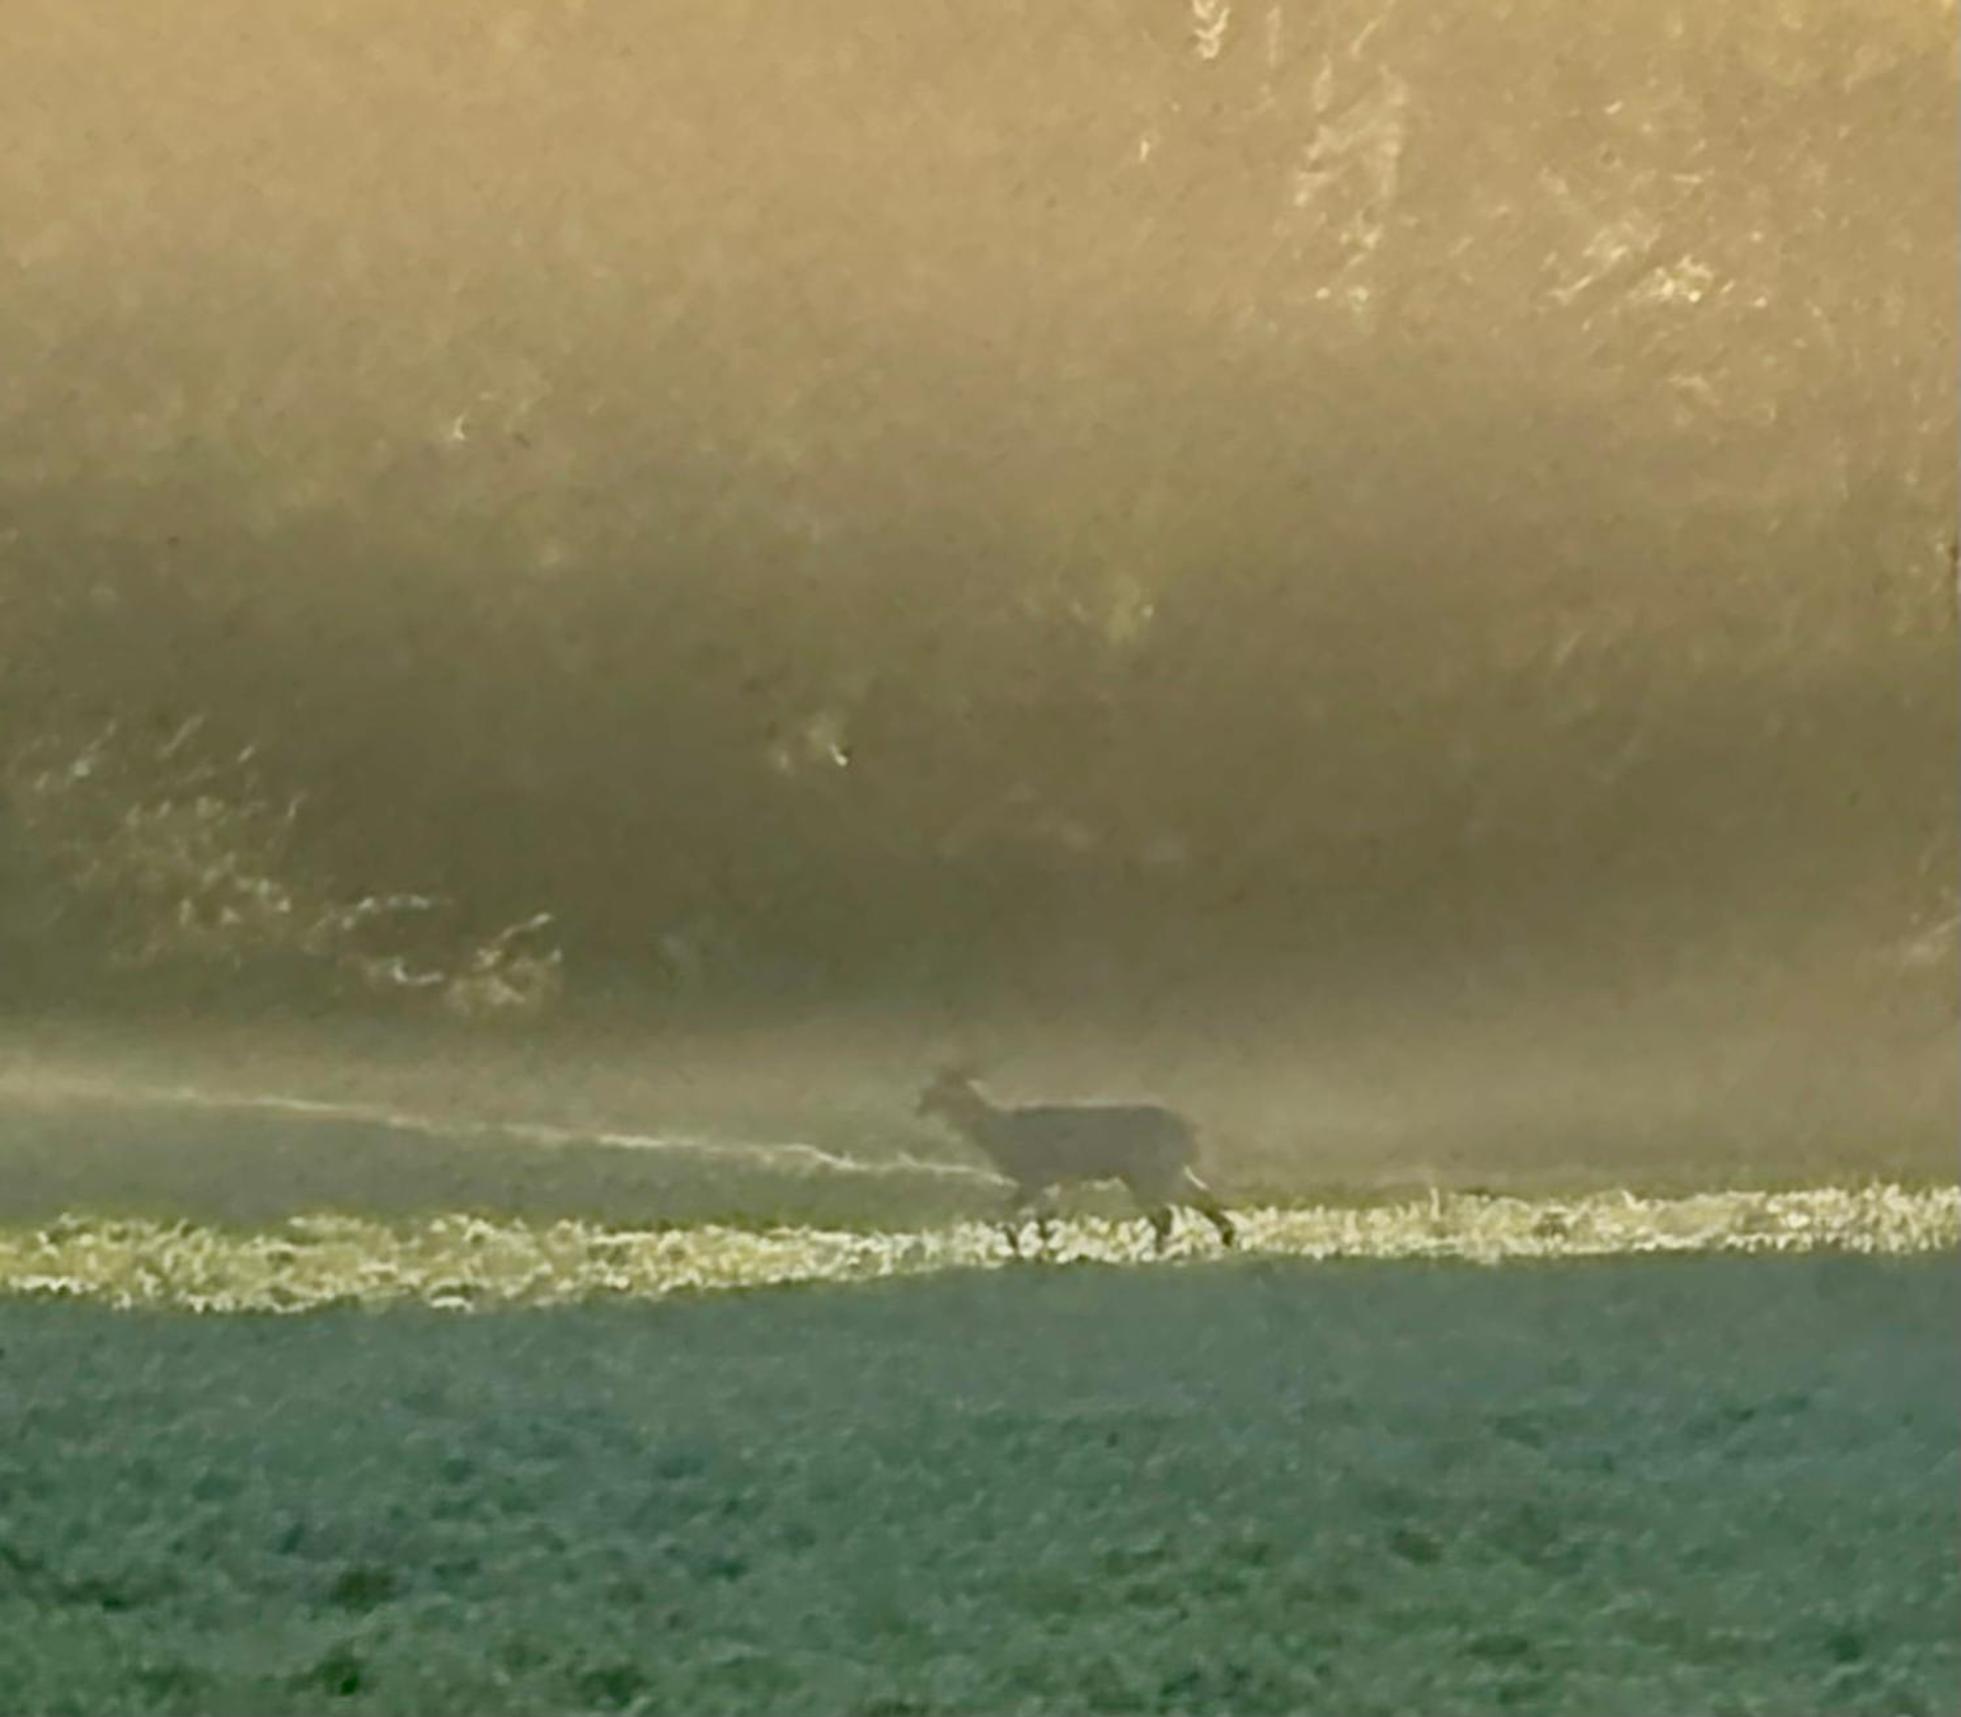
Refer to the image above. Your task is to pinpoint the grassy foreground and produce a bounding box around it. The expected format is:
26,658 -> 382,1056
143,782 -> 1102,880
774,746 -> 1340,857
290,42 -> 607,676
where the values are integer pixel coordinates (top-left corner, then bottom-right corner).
0,1183 -> 1953,1312
1,1245 -> 1956,1716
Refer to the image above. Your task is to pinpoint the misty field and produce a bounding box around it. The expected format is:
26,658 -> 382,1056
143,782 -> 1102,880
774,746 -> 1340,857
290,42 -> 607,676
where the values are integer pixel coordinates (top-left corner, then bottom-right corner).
2,1251 -> 1956,1717
3,0 -> 1953,1706
1,1028 -> 1955,1714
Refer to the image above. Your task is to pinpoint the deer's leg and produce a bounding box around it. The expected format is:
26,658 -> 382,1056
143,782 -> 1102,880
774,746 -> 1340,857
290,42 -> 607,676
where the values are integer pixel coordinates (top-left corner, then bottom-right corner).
1028,1186 -> 1062,1254
1122,1170 -> 1179,1252
1002,1184 -> 1056,1257
999,1185 -> 1030,1255
1181,1167 -> 1237,1248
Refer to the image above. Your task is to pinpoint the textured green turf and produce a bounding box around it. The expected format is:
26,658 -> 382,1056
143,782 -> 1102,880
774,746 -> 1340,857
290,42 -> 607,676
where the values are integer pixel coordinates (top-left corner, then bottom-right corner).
1,1253 -> 1954,1715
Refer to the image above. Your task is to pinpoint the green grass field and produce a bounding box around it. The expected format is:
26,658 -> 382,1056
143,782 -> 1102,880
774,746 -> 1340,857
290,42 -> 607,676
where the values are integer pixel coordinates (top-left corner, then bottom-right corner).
2,1252 -> 1956,1716
1,1012 -> 1955,1715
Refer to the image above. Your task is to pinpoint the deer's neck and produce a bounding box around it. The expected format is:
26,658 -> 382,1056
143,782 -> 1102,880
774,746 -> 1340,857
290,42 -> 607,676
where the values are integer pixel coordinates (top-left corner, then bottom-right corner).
942,1086 -> 1003,1137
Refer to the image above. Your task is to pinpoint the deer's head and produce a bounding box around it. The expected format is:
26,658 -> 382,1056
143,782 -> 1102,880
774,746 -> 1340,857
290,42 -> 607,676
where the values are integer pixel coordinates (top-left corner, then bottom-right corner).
916,1062 -> 984,1120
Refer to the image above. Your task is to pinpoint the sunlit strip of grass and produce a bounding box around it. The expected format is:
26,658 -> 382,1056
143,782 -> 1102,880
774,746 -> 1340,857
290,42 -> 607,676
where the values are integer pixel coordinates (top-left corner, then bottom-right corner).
1,1185 -> 1954,1313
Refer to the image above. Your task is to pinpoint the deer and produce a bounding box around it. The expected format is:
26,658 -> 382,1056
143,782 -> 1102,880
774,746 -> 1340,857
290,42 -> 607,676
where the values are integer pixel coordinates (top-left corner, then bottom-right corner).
916,1066 -> 1237,1254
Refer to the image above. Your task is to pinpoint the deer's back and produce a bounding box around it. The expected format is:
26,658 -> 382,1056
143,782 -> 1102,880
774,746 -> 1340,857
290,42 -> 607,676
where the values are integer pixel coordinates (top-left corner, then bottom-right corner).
972,1100 -> 1195,1187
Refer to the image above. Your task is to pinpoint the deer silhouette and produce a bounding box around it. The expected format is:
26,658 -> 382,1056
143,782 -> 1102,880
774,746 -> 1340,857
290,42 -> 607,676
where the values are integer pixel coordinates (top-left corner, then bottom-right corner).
917,1066 -> 1236,1253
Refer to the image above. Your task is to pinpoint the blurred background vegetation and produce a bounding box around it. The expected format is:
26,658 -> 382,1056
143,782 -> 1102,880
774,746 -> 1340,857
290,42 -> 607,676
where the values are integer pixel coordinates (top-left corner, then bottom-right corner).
0,0 -> 1952,1173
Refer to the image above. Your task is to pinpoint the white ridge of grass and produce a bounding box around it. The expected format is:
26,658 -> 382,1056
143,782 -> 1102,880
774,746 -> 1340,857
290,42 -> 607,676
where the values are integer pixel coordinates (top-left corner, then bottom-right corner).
0,1068 -> 998,1182
1,1184 -> 1953,1314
